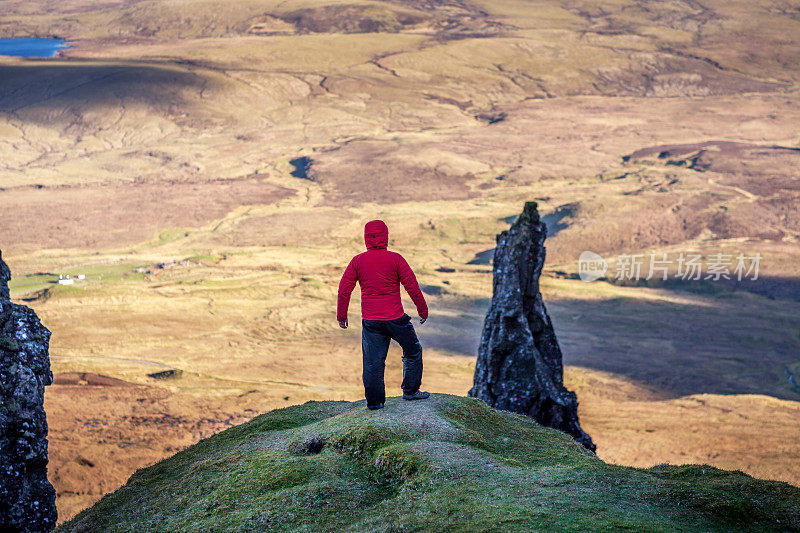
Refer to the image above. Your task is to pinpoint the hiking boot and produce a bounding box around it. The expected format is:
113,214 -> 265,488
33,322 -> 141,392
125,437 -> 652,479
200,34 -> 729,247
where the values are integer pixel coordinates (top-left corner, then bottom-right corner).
367,403 -> 384,410
402,391 -> 430,401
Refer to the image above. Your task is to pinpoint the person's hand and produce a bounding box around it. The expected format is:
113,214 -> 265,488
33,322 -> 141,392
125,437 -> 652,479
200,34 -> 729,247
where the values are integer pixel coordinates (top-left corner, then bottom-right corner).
419,317 -> 427,324
338,320 -> 348,329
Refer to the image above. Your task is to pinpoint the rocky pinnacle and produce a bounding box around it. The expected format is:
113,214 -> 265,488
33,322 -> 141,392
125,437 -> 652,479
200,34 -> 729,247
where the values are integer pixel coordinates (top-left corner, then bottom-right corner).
469,202 -> 596,452
0,250 -> 58,531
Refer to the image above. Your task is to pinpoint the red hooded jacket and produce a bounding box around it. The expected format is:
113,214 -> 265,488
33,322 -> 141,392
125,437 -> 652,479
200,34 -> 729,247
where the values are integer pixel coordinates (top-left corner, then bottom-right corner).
337,220 -> 428,322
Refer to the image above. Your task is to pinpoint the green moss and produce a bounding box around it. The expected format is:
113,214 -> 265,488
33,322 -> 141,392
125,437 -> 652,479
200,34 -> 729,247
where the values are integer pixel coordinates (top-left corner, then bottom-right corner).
215,400 -> 354,442
648,464 -> 800,530
124,401 -> 352,488
330,423 -> 394,456
373,443 -> 429,482
440,395 -> 593,467
59,394 -> 800,533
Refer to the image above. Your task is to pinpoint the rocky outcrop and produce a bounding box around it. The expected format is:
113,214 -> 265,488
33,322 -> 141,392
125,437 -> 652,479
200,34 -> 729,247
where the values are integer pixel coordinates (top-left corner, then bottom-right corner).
0,251 -> 58,532
0,250 -> 10,301
469,202 -> 595,452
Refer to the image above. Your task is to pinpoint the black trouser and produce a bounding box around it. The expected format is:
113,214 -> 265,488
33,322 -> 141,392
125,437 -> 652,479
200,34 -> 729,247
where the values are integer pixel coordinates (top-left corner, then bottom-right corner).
361,313 -> 423,406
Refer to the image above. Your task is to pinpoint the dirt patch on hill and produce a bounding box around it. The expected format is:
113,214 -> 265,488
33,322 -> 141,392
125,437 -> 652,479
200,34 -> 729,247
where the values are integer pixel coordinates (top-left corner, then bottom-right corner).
0,176 -> 295,250
625,140 -> 800,164
274,0 -> 510,39
279,4 -> 425,34
622,141 -> 800,242
204,209 -> 352,247
312,140 -> 478,206
53,372 -> 134,387
319,161 -> 476,206
564,0 -> 724,34
594,53 -> 786,97
394,0 -> 512,39
625,140 -> 800,181
543,191 -> 714,263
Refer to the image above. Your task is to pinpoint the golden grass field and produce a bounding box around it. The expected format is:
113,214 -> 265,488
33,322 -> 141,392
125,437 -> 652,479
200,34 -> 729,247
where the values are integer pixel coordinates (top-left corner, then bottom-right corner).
2,0 -> 799,522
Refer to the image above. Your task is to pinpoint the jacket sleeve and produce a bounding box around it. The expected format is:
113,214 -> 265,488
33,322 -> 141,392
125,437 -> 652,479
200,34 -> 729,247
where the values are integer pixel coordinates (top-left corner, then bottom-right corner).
397,254 -> 428,320
337,256 -> 358,322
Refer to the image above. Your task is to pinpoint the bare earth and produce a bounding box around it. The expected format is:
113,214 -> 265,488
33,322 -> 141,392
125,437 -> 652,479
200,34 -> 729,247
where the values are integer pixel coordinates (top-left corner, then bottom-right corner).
1,0 -> 799,522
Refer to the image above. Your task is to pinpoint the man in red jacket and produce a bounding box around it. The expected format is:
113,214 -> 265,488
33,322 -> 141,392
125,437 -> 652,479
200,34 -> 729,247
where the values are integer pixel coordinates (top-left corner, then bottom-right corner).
337,220 -> 430,410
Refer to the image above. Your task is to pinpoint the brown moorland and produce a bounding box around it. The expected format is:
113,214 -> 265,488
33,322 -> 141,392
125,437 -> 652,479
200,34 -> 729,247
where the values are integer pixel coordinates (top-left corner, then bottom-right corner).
1,0 -> 799,522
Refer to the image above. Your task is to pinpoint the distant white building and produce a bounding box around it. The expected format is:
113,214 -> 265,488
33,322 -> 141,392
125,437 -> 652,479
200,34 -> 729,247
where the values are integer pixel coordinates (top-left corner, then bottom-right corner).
57,275 -> 74,285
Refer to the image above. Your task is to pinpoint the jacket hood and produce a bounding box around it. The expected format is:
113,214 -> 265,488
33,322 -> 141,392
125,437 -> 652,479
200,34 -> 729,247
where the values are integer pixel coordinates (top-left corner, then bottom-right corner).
364,220 -> 388,250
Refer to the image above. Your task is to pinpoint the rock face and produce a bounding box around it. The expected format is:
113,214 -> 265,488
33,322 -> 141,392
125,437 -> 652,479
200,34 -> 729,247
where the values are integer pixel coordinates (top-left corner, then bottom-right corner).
0,251 -> 58,532
469,202 -> 596,452
0,250 -> 10,301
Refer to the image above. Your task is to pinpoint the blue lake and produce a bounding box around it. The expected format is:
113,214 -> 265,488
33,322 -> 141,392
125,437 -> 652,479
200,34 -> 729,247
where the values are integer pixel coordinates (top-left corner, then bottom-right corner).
0,38 -> 71,58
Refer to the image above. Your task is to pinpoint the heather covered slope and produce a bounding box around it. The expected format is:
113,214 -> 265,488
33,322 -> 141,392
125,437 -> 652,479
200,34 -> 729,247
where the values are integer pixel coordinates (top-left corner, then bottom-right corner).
60,394 -> 800,532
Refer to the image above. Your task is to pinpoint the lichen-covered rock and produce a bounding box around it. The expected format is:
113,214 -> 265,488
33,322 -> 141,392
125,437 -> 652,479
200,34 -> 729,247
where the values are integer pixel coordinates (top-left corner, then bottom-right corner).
0,250 -> 10,301
0,252 -> 57,532
469,202 -> 596,452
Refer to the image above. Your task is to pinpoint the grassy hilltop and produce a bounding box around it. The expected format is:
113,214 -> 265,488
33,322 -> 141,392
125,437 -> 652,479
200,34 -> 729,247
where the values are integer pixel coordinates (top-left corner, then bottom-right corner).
60,394 -> 800,532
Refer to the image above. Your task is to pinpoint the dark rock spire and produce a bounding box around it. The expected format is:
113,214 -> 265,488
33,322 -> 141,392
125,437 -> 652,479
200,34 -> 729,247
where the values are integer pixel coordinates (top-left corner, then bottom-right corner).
0,250 -> 58,531
469,202 -> 595,452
